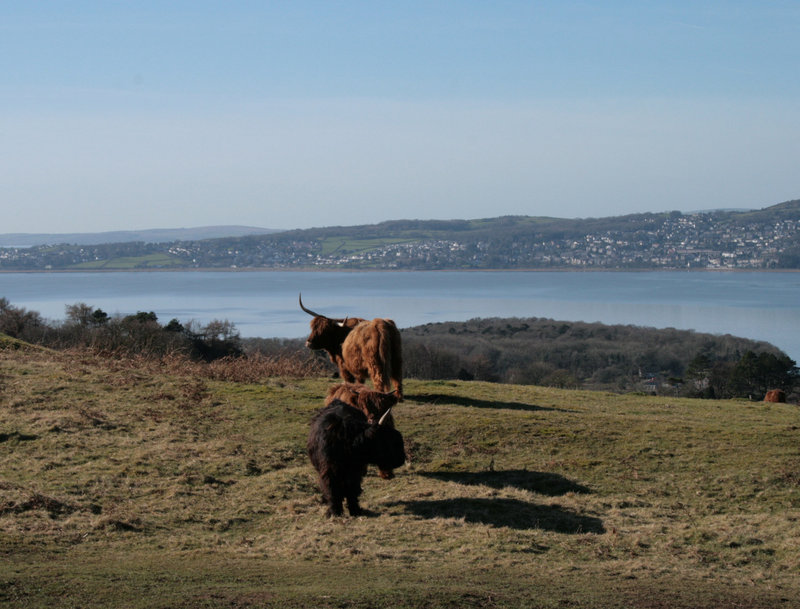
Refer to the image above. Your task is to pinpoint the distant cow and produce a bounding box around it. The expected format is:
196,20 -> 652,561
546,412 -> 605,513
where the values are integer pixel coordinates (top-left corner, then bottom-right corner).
764,389 -> 787,403
307,400 -> 406,517
300,295 -> 404,400
325,382 -> 400,479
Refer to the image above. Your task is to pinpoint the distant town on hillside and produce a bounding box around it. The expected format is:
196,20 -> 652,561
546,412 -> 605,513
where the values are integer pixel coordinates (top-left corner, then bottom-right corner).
1,199 -> 799,271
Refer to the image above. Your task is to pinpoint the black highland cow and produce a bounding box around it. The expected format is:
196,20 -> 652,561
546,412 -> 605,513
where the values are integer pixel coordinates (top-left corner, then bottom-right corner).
325,382 -> 400,480
307,400 -> 406,517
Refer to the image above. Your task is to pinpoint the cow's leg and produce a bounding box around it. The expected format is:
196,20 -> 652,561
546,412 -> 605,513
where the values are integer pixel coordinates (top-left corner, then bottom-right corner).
320,474 -> 344,517
349,367 -> 366,385
391,377 -> 403,401
326,488 -> 344,517
378,467 -> 394,480
390,339 -> 404,400
344,470 -> 364,516
345,494 -> 362,516
370,368 -> 391,393
327,501 -> 344,517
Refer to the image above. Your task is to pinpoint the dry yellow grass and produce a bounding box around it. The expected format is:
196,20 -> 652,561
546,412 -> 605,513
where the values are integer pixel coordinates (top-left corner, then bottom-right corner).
2,340 -> 799,608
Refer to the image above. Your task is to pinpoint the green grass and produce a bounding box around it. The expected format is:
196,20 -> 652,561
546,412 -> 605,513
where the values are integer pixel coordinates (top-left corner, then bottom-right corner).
70,253 -> 184,270
319,237 -> 417,257
2,346 -> 799,608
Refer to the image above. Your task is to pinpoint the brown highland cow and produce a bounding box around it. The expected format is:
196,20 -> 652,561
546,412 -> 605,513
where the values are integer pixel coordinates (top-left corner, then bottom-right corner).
300,294 -> 403,400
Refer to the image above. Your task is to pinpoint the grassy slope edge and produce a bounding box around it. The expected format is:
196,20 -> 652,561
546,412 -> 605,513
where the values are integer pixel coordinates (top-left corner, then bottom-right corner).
1,346 -> 799,608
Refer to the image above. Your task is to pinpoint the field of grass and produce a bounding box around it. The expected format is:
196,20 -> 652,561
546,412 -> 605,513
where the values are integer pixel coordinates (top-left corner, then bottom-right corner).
319,237 -> 416,257
2,338 -> 800,608
70,253 -> 184,270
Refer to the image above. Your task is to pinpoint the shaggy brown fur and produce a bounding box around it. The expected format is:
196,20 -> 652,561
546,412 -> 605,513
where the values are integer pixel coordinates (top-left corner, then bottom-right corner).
325,382 -> 399,423
764,389 -> 787,403
340,318 -> 403,400
305,316 -> 404,400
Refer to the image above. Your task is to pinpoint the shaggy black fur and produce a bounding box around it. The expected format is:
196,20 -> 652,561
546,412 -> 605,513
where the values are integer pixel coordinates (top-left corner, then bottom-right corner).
307,400 -> 406,517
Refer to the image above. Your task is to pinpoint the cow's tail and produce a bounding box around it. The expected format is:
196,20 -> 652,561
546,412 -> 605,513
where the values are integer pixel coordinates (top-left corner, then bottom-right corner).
377,323 -> 393,393
384,320 -> 403,400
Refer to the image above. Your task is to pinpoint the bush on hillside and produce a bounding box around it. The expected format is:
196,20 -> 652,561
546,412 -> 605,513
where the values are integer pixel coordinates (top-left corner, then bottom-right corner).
2,299 -> 797,398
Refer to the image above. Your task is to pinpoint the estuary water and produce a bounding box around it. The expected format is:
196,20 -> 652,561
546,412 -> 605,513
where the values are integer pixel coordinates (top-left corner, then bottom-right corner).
1,270 -> 799,361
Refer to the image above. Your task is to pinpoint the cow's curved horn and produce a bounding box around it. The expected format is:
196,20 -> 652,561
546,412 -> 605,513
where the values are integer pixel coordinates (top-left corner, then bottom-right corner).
299,294 -> 347,323
378,408 -> 392,426
299,293 -> 325,318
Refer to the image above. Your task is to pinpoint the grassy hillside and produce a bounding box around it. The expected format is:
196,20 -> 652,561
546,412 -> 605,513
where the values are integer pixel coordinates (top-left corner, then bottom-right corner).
2,344 -> 799,608
70,252 -> 185,270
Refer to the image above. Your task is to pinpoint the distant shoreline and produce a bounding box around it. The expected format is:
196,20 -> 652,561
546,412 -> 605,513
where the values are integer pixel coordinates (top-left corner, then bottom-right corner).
1,267 -> 799,274
4,266 -> 798,361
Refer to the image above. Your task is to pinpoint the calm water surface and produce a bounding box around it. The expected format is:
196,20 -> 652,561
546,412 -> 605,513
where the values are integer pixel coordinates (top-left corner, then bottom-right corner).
2,271 -> 799,361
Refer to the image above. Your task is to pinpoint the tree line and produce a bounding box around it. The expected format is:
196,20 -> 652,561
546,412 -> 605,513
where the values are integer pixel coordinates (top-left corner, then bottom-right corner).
398,317 -> 798,400
0,297 -> 243,361
2,298 -> 797,401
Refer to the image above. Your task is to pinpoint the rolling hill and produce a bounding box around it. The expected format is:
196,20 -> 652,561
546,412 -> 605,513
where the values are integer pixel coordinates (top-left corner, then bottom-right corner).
0,225 -> 278,248
2,199 -> 798,270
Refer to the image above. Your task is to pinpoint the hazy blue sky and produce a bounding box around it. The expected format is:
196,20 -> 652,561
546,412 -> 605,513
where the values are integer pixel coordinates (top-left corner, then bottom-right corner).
2,1 -> 799,233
